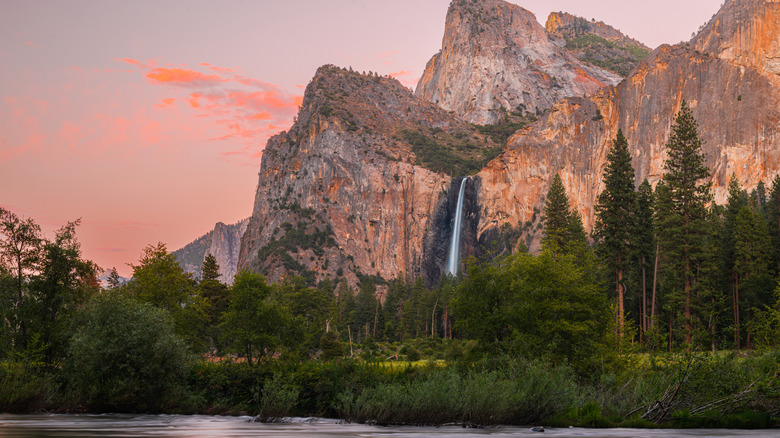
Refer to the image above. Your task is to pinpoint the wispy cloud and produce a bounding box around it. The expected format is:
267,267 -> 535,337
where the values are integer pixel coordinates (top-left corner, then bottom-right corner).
120,59 -> 302,163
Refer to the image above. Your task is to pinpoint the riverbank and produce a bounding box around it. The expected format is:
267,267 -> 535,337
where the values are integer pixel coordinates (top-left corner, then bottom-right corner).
2,352 -> 779,429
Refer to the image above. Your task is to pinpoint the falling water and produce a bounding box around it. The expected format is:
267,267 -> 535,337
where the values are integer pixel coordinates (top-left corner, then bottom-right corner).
446,177 -> 468,276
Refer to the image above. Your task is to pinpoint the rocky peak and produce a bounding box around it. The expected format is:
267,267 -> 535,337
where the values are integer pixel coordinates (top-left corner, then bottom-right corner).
692,0 -> 780,77
415,0 -> 621,125
546,12 -> 649,49
545,12 -> 651,77
238,65 -> 500,287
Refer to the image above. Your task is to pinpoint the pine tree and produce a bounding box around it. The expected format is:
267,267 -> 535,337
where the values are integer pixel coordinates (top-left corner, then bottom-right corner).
594,129 -> 636,338
656,101 -> 712,346
766,176 -> 780,276
542,173 -> 573,255
634,179 -> 655,339
201,253 -> 221,282
721,175 -> 748,349
734,202 -> 772,349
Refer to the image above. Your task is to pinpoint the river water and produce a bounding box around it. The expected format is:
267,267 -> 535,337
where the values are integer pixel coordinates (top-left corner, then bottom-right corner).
0,414 -> 775,437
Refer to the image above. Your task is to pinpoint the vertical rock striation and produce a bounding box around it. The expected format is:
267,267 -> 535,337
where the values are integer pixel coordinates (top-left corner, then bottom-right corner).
415,0 -> 621,125
476,0 -> 780,247
237,66 -> 499,286
173,218 -> 249,284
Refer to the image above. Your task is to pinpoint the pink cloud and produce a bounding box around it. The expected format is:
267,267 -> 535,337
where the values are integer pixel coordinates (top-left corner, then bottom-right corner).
146,67 -> 228,87
118,58 -> 302,164
155,97 -> 176,108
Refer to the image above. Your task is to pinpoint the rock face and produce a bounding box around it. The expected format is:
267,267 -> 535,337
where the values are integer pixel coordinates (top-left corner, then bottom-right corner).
237,66 -> 500,286
173,218 -> 248,284
415,0 -> 621,125
545,12 -> 652,77
476,0 -> 780,247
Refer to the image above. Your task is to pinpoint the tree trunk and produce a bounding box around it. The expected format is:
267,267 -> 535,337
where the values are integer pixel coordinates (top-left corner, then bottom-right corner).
652,243 -> 659,328
617,255 -> 624,339
642,255 -> 647,341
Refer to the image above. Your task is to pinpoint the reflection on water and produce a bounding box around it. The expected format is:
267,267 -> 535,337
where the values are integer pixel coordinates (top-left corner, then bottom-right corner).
0,414 -> 776,437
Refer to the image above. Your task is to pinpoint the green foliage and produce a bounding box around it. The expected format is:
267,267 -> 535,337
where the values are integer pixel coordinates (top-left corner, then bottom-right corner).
319,330 -> 343,361
594,130 -> 636,336
334,360 -> 578,426
401,128 -> 500,176
256,374 -> 300,421
256,219 -> 334,285
564,34 -> 650,77
63,291 -> 191,412
541,173 -> 590,259
223,271 -> 293,364
655,101 -> 714,346
454,251 -> 612,375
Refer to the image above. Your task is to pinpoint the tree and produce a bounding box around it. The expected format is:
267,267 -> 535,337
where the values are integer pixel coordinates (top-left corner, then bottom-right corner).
454,251 -> 612,375
721,175 -> 748,349
633,180 -> 655,339
223,270 -> 291,364
594,129 -> 636,338
30,220 -> 98,361
542,174 -> 571,255
63,291 -> 190,411
733,203 -> 772,348
125,243 -> 195,331
655,101 -> 713,346
0,208 -> 42,348
193,255 -> 229,353
766,175 -> 780,275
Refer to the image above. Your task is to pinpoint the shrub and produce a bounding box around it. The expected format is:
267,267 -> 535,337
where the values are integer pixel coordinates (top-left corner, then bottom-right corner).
62,292 -> 191,412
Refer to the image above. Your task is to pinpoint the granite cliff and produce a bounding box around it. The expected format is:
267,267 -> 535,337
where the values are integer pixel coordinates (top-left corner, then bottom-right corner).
234,0 -> 779,287
475,0 -> 780,249
173,218 -> 248,284
237,66 -> 501,286
415,0 -> 621,125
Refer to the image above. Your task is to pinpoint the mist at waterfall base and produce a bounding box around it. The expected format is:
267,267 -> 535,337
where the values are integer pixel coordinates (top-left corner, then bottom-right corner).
446,178 -> 468,276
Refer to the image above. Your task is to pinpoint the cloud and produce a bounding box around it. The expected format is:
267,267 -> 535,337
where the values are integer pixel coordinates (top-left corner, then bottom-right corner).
388,70 -> 419,88
146,67 -> 228,87
119,59 -> 303,164
155,97 -> 176,108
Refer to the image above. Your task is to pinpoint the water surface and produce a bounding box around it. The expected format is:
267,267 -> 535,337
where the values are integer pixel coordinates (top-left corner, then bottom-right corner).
0,414 -> 775,437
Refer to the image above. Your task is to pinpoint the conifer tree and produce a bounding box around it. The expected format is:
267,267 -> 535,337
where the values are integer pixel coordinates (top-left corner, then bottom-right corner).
201,253 -> 221,282
633,179 -> 655,338
542,173 -> 573,255
594,129 -> 636,338
766,176 -> 780,275
721,175 -> 748,348
655,101 -> 712,346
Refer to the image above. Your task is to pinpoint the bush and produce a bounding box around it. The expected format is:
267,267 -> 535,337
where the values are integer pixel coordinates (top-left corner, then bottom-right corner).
62,292 -> 191,412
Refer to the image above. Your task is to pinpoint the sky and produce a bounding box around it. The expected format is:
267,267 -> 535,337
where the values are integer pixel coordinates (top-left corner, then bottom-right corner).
0,0 -> 724,277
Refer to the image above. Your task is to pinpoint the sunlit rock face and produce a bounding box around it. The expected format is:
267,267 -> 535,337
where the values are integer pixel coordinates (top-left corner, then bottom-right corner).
174,219 -> 248,284
476,0 -> 780,249
237,66 -> 499,286
415,0 -> 621,125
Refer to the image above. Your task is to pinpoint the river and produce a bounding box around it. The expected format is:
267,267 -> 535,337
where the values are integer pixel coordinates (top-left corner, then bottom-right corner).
0,414 -> 776,437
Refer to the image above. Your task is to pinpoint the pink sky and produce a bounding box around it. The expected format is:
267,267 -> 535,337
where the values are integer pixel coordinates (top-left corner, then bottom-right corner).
0,0 -> 723,276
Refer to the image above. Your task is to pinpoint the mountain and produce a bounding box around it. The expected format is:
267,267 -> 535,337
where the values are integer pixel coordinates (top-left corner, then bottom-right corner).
173,218 -> 248,284
415,0 -> 621,125
237,0 -> 780,286
545,12 -> 652,77
475,0 -> 780,249
237,65 -> 502,286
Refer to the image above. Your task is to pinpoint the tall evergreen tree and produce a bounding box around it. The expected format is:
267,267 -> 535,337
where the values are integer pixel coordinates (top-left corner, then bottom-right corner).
594,129 -> 636,338
655,101 -> 712,346
633,179 -> 655,339
201,253 -> 221,282
734,203 -> 772,349
542,173 -> 571,255
721,175 -> 748,349
766,175 -> 780,276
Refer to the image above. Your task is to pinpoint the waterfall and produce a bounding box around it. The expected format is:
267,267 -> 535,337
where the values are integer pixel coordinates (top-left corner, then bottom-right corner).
446,177 -> 468,276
